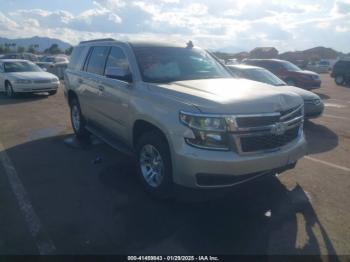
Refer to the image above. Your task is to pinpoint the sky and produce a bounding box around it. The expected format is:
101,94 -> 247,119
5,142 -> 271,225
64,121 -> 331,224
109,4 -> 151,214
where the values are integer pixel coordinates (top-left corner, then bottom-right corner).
0,0 -> 349,53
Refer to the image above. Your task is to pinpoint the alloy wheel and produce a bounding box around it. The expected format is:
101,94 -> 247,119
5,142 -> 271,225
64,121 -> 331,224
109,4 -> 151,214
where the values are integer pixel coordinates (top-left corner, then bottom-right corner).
139,144 -> 164,188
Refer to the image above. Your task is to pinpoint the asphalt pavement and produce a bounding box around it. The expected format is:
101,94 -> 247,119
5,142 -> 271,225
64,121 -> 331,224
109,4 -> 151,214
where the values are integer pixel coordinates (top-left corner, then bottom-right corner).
0,75 -> 349,257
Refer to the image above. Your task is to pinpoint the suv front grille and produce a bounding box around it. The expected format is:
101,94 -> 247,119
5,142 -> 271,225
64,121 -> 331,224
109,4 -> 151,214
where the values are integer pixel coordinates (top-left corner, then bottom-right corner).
240,126 -> 300,152
230,105 -> 304,154
235,115 -> 280,127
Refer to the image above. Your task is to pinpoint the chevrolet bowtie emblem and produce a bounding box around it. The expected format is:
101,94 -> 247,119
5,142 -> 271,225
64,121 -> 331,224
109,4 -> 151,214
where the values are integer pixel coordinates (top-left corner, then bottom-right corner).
271,122 -> 287,136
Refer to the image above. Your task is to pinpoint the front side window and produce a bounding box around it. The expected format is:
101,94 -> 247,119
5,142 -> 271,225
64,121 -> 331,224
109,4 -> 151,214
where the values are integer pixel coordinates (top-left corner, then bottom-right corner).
133,46 -> 231,83
105,47 -> 129,71
4,61 -> 42,72
281,61 -> 302,72
86,47 -> 110,75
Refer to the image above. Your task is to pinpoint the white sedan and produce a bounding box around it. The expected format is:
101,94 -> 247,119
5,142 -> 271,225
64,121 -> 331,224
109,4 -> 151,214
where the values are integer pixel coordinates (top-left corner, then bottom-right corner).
0,59 -> 59,98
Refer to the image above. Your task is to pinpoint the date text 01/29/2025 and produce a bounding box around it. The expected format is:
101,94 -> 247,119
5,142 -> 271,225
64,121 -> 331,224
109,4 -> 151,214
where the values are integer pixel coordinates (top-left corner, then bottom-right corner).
127,256 -> 220,261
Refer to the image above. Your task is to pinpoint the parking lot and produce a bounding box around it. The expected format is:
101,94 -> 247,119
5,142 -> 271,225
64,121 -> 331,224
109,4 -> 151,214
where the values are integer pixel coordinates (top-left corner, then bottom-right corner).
0,74 -> 349,256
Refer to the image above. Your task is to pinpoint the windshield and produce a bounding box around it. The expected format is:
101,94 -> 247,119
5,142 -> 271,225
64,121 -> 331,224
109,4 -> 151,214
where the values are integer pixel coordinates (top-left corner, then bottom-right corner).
242,68 -> 286,86
281,61 -> 302,72
4,61 -> 43,73
41,57 -> 56,62
133,46 -> 231,83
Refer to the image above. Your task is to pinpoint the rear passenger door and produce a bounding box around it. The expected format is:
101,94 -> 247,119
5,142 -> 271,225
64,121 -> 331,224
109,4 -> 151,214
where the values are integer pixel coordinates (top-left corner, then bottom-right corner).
81,46 -> 110,124
96,46 -> 132,142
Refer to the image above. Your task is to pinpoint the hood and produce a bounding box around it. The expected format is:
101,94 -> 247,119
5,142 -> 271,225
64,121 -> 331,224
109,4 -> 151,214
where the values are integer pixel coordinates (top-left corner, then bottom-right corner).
6,71 -> 57,80
276,85 -> 320,101
298,70 -> 319,76
151,78 -> 303,114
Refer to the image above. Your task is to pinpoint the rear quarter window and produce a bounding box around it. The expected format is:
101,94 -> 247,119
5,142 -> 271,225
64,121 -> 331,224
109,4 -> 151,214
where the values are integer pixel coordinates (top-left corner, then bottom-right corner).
85,46 -> 110,75
68,46 -> 88,71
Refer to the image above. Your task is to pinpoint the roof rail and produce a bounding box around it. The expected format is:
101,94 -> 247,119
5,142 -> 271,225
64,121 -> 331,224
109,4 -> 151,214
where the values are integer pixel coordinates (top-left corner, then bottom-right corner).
79,38 -> 116,44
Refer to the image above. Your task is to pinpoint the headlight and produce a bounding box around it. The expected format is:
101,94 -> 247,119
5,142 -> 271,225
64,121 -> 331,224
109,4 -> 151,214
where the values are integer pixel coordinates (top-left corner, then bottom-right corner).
305,98 -> 321,105
51,78 -> 59,83
179,112 -> 230,150
15,79 -> 32,84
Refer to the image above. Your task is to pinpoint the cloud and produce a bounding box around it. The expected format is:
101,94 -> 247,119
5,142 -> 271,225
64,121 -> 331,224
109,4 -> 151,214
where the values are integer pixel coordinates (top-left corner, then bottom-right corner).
0,0 -> 349,53
333,0 -> 350,14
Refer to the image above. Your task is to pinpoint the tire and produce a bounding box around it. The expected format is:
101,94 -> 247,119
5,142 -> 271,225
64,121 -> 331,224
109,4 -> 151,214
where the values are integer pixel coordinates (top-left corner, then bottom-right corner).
48,90 -> 57,96
136,130 -> 173,198
335,75 -> 345,86
5,82 -> 15,98
285,79 -> 296,86
70,98 -> 89,139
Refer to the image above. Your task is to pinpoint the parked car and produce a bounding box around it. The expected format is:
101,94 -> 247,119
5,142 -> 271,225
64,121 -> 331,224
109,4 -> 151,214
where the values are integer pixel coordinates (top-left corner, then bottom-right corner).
0,52 -> 38,62
306,60 -> 330,74
46,62 -> 68,79
36,55 -> 69,70
0,59 -> 59,97
227,64 -> 324,119
331,59 -> 350,86
64,39 -> 306,198
244,59 -> 321,90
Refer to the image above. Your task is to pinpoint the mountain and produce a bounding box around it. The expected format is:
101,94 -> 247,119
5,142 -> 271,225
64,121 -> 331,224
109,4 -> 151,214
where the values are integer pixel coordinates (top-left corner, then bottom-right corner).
212,46 -> 246,54
279,46 -> 342,62
0,36 -> 72,52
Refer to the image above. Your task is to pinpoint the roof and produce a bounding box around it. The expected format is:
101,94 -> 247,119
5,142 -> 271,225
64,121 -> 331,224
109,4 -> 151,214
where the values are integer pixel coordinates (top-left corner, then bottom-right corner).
78,38 -> 190,49
128,40 -> 186,48
0,59 -> 30,62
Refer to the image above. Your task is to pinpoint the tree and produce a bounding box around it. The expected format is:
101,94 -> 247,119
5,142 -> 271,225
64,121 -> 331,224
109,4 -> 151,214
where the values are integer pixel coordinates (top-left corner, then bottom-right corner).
17,46 -> 26,53
44,44 -> 62,54
27,45 -> 36,54
65,46 -> 73,55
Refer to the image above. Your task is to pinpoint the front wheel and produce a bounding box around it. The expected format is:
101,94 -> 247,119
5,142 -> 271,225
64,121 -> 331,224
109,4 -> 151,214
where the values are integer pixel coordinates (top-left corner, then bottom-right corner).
70,98 -> 89,139
136,131 -> 173,198
5,82 -> 15,98
335,75 -> 345,86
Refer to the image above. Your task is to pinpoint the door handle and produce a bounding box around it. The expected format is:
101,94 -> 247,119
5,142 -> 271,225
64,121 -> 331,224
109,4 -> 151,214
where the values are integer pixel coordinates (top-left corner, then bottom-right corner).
98,85 -> 105,92
78,78 -> 84,84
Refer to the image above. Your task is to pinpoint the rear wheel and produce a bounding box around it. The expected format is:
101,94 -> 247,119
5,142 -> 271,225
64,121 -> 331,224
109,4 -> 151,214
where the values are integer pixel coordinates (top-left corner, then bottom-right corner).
335,75 -> 345,86
70,98 -> 89,139
5,82 -> 15,98
136,131 -> 173,198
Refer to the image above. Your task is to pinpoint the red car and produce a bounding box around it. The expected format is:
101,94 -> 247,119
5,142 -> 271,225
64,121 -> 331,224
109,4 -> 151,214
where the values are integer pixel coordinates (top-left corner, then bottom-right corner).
244,59 -> 321,90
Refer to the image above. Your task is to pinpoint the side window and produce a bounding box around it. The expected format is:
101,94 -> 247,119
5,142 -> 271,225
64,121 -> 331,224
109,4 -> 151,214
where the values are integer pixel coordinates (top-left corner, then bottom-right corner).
86,47 -> 110,75
68,46 -> 88,71
104,47 -> 130,72
0,63 -> 4,73
264,62 -> 280,71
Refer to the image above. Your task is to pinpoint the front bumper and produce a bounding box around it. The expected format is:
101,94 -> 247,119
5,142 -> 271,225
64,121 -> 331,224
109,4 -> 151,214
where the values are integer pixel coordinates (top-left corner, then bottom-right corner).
304,101 -> 324,119
299,80 -> 321,90
12,82 -> 59,93
170,133 -> 306,188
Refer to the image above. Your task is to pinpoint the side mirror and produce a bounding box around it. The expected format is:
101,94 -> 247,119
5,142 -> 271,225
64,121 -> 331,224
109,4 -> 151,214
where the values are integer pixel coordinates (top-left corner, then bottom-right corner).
105,66 -> 132,82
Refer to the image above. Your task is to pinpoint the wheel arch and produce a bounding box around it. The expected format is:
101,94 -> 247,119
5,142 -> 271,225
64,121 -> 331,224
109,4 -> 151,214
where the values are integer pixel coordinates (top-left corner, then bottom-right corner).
132,119 -> 170,150
67,89 -> 79,106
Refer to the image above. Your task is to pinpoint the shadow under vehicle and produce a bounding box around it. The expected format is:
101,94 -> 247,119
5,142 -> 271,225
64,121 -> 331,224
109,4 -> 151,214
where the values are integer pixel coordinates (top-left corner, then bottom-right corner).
0,134 -> 340,258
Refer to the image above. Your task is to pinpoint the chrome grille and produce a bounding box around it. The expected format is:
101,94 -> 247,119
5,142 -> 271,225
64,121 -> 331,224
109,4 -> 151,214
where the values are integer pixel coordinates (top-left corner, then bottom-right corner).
240,126 -> 300,152
33,79 -> 51,84
229,104 -> 304,154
